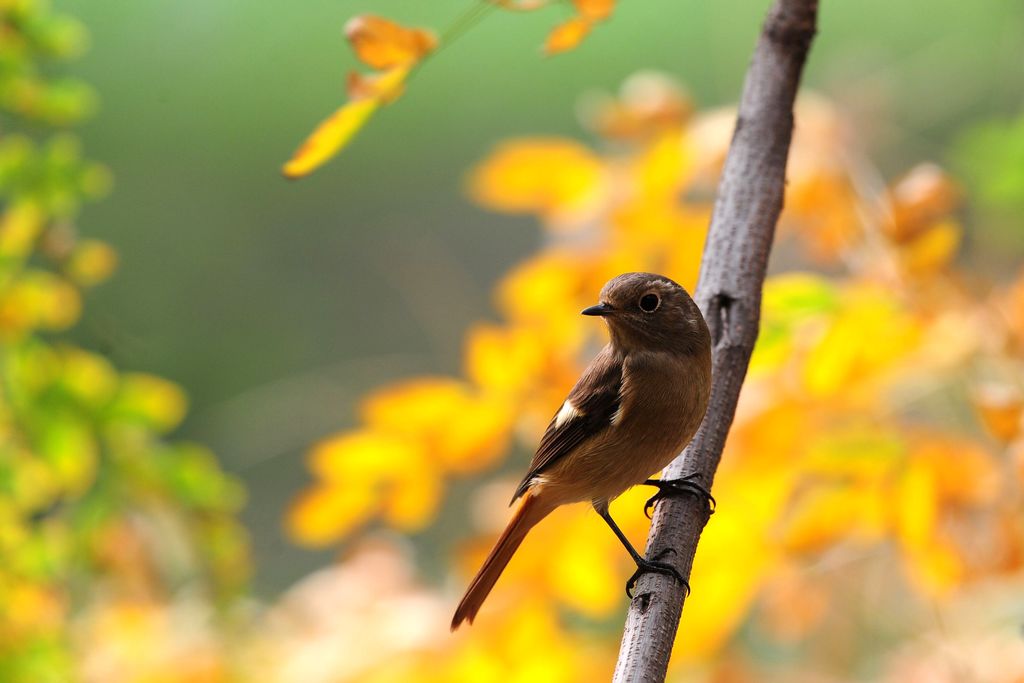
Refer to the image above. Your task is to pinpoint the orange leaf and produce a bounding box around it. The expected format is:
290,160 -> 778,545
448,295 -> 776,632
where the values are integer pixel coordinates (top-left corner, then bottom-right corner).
886,164 -> 961,242
544,17 -> 592,55
973,383 -> 1024,444
344,15 -> 437,70
582,72 -> 692,139
573,0 -> 614,20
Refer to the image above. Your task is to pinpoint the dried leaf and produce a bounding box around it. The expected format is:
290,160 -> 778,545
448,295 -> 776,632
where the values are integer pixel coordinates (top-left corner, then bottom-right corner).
886,164 -> 961,242
344,15 -> 437,70
282,16 -> 427,178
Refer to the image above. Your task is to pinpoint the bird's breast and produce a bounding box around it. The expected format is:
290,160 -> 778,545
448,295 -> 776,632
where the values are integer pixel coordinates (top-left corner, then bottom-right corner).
616,350 -> 710,456
551,349 -> 711,504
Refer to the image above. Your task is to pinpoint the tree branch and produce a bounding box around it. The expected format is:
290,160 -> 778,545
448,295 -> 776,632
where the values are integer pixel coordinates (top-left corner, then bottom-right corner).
612,1 -> 819,680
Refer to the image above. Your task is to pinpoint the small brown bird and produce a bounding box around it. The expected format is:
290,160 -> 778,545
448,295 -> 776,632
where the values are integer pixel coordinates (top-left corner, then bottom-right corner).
451,272 -> 713,630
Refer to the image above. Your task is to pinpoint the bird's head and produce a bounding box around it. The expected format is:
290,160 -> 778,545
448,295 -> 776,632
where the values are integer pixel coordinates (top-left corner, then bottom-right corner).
582,272 -> 709,355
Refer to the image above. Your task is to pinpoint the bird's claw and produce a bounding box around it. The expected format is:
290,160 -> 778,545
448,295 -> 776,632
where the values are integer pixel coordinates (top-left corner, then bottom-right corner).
642,473 -> 716,519
625,549 -> 690,598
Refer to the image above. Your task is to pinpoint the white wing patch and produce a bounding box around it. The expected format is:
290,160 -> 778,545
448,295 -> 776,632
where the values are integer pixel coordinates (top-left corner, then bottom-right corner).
554,400 -> 581,428
610,405 -> 624,426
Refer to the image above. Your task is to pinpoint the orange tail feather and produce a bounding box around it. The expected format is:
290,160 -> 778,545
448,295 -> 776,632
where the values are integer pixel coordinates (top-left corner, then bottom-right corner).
451,492 -> 552,630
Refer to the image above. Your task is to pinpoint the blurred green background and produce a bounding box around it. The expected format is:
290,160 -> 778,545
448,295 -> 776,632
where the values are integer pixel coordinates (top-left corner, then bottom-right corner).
66,0 -> 1023,594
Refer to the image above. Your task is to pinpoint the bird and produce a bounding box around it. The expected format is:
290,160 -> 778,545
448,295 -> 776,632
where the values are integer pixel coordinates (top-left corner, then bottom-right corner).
451,272 -> 713,630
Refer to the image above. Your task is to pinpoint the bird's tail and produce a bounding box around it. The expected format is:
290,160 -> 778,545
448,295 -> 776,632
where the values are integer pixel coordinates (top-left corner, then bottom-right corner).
450,492 -> 552,631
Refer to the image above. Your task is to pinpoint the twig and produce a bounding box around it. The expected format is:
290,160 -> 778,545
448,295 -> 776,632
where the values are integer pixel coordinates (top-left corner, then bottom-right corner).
612,1 -> 819,680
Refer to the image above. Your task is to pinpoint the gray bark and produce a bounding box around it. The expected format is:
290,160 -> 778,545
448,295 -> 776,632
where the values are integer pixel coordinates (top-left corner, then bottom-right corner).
612,1 -> 820,680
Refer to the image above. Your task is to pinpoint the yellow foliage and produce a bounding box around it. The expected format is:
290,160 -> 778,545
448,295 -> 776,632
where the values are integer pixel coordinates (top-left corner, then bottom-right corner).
468,139 -> 606,227
58,346 -> 119,408
465,324 -> 553,398
0,201 -> 43,257
112,373 -> 189,432
38,415 -> 98,496
674,470 -> 790,660
282,97 -> 383,180
896,460 -> 938,549
802,282 -> 922,399
65,238 -> 118,286
361,378 -> 514,473
289,482 -> 376,546
0,270 -> 81,336
278,77 -> 1024,680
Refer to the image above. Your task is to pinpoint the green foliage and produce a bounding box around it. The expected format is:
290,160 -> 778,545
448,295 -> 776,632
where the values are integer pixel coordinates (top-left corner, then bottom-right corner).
0,2 -> 249,680
0,0 -> 94,125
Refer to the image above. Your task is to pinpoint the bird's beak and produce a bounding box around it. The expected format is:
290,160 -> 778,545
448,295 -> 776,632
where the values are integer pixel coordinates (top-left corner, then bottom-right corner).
581,302 -> 614,317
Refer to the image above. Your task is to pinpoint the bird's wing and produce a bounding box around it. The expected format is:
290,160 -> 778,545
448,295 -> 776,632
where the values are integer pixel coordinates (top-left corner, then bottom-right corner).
511,346 -> 623,503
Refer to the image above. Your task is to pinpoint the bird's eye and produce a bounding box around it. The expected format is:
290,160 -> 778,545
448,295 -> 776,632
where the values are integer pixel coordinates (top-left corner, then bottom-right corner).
639,293 -> 660,312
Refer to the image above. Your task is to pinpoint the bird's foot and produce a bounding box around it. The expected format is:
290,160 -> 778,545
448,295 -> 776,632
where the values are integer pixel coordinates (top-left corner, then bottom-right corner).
642,473 -> 715,519
625,548 -> 690,598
